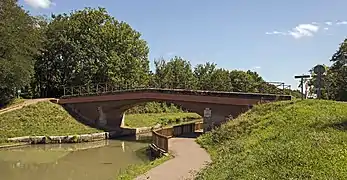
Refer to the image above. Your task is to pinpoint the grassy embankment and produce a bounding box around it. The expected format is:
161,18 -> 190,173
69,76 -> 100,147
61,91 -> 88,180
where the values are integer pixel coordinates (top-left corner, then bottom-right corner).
124,102 -> 201,128
196,100 -> 347,179
124,113 -> 201,128
0,101 -> 102,143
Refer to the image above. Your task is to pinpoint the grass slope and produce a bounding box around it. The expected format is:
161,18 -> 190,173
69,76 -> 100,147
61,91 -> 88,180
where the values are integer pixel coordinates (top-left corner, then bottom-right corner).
124,113 -> 201,128
116,155 -> 171,180
196,100 -> 347,180
0,101 -> 102,142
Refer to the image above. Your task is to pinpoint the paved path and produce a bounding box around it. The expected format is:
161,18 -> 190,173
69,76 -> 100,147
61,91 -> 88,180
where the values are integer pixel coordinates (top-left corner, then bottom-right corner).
135,136 -> 211,180
0,98 -> 55,115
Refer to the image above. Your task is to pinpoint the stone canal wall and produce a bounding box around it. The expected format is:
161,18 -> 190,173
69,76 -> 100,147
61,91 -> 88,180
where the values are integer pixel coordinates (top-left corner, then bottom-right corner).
3,125 -> 163,147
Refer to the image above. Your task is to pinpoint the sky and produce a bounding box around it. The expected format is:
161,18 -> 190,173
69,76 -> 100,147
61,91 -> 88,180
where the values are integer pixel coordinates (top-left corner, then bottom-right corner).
18,0 -> 347,89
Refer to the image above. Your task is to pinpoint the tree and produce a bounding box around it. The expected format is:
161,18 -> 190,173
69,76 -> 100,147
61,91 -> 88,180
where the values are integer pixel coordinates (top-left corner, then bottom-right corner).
307,39 -> 347,101
34,7 -> 150,97
153,56 -> 196,89
194,62 -> 217,90
0,0 -> 41,105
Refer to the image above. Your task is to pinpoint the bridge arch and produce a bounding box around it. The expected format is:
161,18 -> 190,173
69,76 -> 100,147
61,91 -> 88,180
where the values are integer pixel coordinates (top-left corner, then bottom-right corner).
59,88 -> 291,132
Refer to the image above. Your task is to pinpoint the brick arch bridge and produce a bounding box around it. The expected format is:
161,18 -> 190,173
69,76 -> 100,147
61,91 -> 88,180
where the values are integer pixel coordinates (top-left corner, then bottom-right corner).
58,88 -> 292,132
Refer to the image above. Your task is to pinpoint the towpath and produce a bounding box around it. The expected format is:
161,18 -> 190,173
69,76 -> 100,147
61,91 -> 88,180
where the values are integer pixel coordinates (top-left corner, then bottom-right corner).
135,134 -> 211,180
0,98 -> 55,115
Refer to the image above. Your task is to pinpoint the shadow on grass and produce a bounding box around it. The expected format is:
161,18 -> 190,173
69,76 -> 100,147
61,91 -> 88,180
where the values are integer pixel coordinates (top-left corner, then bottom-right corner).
326,121 -> 347,131
312,119 -> 347,131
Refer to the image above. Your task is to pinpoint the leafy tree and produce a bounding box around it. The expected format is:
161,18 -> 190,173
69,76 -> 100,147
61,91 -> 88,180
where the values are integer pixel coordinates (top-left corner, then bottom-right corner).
34,7 -> 150,97
194,62 -> 217,90
153,56 -> 196,89
308,39 -> 347,101
0,0 -> 41,105
229,70 -> 258,92
209,68 -> 232,91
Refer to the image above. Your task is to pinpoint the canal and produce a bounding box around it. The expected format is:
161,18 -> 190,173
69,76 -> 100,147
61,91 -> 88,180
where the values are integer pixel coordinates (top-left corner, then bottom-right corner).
0,137 -> 151,180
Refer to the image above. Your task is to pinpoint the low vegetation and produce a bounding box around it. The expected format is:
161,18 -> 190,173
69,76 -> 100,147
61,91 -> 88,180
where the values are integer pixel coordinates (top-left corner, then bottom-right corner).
116,155 -> 172,180
0,101 -> 102,143
196,100 -> 347,179
125,102 -> 185,114
124,112 -> 201,128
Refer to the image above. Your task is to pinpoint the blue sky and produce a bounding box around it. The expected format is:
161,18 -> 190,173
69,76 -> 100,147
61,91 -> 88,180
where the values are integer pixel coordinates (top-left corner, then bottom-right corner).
19,0 -> 347,89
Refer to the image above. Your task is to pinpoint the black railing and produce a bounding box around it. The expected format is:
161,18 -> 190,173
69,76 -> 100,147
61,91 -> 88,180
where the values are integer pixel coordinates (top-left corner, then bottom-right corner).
62,82 -> 292,98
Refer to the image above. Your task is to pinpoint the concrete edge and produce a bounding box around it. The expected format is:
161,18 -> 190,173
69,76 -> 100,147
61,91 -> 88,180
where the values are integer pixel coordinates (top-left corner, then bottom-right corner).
3,130 -> 134,147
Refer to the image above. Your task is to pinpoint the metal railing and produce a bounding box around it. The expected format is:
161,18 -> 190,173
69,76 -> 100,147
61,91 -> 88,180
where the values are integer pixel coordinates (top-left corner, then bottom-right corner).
62,81 -> 292,97
151,121 -> 203,152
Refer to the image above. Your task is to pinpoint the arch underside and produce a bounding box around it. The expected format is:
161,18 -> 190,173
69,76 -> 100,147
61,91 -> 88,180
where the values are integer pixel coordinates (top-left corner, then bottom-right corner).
64,98 -> 251,131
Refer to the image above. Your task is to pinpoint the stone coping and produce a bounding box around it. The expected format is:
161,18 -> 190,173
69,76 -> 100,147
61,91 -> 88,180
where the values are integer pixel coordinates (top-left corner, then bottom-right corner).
6,132 -> 109,144
2,129 -> 136,148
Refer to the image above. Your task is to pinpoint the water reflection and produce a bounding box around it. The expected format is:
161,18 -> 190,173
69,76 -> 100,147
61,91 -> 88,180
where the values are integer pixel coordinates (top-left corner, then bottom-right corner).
0,138 -> 150,180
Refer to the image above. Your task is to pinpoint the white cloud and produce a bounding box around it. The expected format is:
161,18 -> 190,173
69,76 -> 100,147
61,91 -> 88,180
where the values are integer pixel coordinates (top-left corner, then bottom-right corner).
288,23 -> 319,39
24,0 -> 55,9
265,31 -> 286,35
266,20 -> 347,39
253,66 -> 261,69
266,23 -> 320,39
336,21 -> 347,25
325,21 -> 333,26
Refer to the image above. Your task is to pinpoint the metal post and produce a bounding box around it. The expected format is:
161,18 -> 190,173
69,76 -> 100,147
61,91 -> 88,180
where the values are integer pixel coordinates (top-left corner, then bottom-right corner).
63,87 -> 66,96
300,78 -> 304,100
294,75 -> 310,100
282,83 -> 285,94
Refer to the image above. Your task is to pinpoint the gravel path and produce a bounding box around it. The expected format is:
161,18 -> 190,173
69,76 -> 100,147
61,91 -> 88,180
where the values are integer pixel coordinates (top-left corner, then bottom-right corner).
135,135 -> 211,180
0,98 -> 55,115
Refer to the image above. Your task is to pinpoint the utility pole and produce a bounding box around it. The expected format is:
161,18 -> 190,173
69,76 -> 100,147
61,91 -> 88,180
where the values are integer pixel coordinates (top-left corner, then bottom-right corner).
294,75 -> 310,100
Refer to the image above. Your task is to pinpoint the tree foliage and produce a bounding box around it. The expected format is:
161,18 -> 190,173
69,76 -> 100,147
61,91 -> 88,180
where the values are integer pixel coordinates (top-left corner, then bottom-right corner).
308,40 -> 347,101
151,57 -> 290,94
34,7 -> 150,97
0,0 -> 42,105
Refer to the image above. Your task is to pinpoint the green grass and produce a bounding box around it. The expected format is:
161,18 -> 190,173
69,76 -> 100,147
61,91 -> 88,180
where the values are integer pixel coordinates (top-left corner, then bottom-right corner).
124,112 -> 201,128
116,155 -> 172,180
126,102 -> 184,114
0,101 -> 102,142
196,100 -> 347,180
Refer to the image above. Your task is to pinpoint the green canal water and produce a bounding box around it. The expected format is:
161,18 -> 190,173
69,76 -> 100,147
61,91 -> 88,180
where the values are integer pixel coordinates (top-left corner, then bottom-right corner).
0,138 -> 151,180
